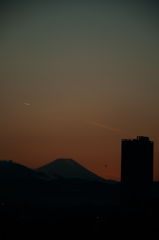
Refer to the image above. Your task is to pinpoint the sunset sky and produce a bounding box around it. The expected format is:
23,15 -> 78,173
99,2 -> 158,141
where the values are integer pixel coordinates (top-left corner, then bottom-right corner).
1,0 -> 159,181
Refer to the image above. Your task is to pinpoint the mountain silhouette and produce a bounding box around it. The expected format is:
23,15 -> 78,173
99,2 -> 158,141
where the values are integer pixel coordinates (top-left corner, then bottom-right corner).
0,160 -> 47,180
36,158 -> 116,184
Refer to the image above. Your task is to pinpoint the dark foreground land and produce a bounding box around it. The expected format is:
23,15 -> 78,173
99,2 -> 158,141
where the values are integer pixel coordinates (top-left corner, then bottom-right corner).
0,200 -> 159,240
0,175 -> 159,239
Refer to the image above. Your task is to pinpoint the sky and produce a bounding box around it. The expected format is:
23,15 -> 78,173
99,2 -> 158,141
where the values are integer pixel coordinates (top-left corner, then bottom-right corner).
0,0 -> 159,181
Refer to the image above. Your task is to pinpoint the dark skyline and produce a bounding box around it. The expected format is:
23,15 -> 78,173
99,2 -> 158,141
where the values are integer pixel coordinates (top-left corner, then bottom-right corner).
121,136 -> 153,208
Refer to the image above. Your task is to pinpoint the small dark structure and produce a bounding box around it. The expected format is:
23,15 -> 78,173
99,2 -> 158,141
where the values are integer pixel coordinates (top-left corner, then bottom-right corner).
121,136 -> 153,208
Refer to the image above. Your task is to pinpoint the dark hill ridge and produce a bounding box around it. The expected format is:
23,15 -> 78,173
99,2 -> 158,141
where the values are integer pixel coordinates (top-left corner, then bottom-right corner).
0,160 -> 47,180
36,158 -> 117,184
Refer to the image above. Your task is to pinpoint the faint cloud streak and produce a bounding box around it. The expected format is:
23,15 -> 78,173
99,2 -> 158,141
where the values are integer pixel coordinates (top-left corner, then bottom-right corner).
85,121 -> 130,133
23,103 -> 30,106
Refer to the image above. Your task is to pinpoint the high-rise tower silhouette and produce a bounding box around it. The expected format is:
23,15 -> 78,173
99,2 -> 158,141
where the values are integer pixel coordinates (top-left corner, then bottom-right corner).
121,136 -> 153,208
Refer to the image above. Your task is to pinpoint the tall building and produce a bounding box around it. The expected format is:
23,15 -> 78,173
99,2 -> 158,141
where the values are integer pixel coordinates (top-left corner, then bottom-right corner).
121,136 -> 153,208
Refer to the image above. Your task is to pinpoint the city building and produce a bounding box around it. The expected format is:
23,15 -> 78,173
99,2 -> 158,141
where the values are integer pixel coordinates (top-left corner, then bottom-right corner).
121,136 -> 153,208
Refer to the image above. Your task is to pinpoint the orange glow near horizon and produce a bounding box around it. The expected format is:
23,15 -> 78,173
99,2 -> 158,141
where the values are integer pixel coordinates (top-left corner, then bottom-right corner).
0,130 -> 158,182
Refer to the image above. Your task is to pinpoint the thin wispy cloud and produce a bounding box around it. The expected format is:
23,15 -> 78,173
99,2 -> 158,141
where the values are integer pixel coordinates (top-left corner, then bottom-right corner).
23,103 -> 30,106
85,121 -> 129,133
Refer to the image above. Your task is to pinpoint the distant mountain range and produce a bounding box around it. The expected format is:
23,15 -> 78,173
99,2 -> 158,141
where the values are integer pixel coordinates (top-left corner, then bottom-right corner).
0,159 -> 119,205
0,159 -> 117,184
36,158 -> 117,184
0,159 -> 159,206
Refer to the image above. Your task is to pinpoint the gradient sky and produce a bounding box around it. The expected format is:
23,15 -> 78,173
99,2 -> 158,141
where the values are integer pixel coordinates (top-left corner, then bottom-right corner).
1,0 -> 159,181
